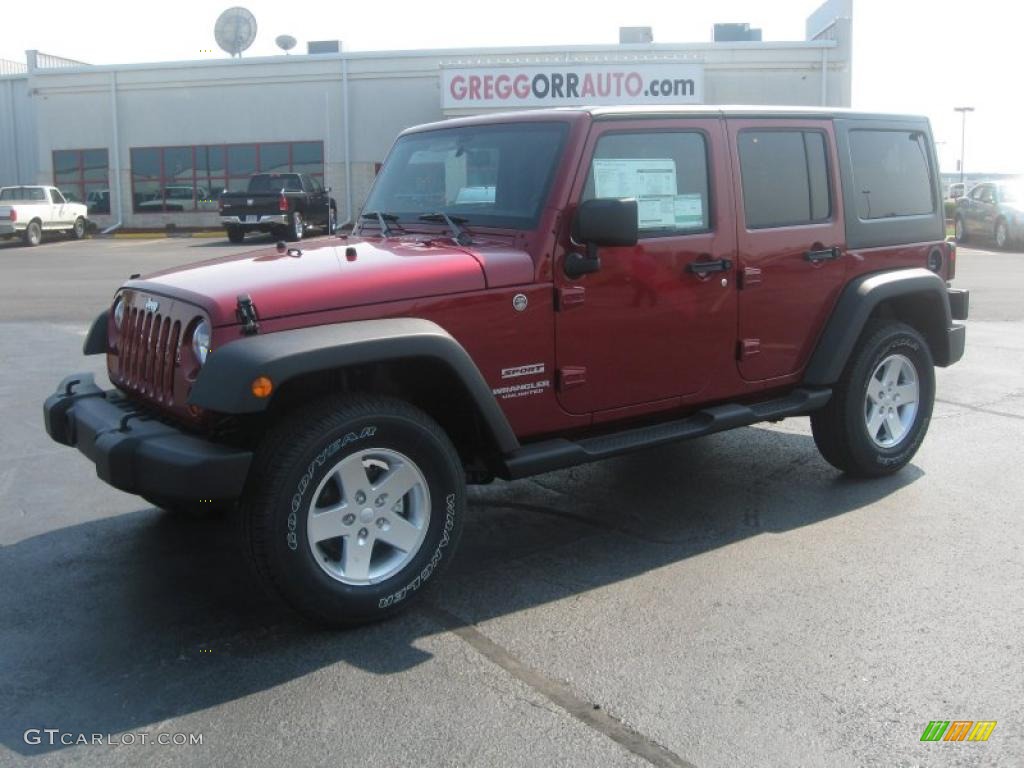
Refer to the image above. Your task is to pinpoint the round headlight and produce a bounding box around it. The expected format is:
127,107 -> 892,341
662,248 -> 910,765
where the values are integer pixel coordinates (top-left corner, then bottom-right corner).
113,296 -> 125,330
192,319 -> 211,365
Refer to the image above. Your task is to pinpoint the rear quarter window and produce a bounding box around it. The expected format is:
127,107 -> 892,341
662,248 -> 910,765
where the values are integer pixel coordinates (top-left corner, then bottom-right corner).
849,130 -> 935,219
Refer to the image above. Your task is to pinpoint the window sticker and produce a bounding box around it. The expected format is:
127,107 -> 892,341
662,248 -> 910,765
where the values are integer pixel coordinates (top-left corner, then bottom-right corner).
673,194 -> 704,229
592,158 -> 677,198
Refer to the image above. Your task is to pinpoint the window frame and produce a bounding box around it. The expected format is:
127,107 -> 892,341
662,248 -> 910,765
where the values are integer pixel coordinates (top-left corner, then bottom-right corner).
52,148 -> 109,214
129,141 -> 325,214
737,127 -> 834,231
582,127 -> 715,240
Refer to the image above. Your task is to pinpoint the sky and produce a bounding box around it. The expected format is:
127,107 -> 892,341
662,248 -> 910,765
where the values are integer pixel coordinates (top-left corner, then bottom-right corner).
1,0 -> 1020,173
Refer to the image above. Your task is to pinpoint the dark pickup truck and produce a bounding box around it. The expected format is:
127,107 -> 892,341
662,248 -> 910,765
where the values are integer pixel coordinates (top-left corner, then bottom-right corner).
219,172 -> 337,243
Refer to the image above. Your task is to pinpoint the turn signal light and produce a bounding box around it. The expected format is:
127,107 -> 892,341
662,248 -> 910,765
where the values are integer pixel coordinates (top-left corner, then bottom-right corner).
9,208 -> 16,222
251,376 -> 273,398
278,193 -> 289,212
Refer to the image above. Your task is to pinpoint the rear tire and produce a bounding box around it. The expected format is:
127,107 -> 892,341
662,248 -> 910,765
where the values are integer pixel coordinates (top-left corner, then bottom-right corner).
811,321 -> 935,477
226,226 -> 245,244
22,221 -> 42,247
287,212 -> 304,242
240,395 -> 465,627
327,206 -> 337,235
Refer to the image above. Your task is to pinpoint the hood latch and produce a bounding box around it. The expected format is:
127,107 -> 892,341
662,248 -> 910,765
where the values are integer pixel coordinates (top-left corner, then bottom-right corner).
236,294 -> 260,336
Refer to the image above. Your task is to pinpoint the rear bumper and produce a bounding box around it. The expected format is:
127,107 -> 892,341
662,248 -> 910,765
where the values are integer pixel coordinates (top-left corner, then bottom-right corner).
43,373 -> 252,501
0,222 -> 18,236
221,214 -> 288,229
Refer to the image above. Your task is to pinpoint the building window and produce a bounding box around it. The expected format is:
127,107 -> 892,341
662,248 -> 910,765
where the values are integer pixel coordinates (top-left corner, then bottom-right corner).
738,130 -> 831,229
53,149 -> 110,214
130,141 -> 324,213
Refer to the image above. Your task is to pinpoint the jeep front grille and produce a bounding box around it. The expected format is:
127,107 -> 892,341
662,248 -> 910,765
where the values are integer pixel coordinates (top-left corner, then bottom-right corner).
118,307 -> 183,404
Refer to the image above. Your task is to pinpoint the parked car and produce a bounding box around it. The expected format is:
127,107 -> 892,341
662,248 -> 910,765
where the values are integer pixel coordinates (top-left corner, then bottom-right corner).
219,172 -> 336,243
44,107 -> 967,627
136,185 -> 210,213
954,181 -> 1024,249
0,185 -> 89,245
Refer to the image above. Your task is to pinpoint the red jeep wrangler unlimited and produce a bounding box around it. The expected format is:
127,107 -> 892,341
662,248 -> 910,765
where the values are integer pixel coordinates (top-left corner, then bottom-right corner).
44,107 -> 969,626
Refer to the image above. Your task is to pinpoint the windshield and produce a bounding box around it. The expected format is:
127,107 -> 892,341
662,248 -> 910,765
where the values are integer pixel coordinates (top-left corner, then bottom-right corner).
999,184 -> 1021,203
363,122 -> 569,230
248,174 -> 302,193
0,187 -> 46,201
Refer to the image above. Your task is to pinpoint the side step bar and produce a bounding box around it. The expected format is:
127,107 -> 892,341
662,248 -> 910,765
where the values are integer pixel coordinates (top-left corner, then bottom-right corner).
502,387 -> 832,480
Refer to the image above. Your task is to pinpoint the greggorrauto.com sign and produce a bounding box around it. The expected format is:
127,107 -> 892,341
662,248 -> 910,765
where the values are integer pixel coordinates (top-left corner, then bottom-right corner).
442,63 -> 704,109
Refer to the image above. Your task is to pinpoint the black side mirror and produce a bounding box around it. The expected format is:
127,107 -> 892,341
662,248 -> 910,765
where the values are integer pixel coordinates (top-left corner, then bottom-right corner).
565,198 -> 638,279
573,198 -> 639,247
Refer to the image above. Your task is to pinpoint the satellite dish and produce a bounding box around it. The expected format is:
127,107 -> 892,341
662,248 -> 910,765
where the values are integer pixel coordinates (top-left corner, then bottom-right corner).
275,35 -> 297,54
214,7 -> 257,58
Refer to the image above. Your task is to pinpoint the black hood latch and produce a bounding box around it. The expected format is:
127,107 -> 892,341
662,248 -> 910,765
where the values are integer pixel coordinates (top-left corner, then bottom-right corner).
236,294 -> 260,336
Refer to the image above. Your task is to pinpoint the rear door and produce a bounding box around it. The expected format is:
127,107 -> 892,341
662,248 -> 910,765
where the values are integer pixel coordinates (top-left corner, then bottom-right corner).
554,117 -> 737,415
727,118 -> 846,382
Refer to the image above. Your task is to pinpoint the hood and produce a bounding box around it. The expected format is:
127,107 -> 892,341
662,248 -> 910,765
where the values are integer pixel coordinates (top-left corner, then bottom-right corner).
125,235 -> 534,326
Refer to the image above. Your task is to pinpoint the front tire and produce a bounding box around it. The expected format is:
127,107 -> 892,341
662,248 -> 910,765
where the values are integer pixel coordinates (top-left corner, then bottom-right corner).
71,217 -> 86,240
954,215 -> 968,243
994,218 -> 1009,250
241,395 -> 465,627
811,321 -> 935,477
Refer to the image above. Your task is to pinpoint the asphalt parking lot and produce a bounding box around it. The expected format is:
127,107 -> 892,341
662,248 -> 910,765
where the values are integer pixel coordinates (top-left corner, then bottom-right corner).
1,233 -> 1021,767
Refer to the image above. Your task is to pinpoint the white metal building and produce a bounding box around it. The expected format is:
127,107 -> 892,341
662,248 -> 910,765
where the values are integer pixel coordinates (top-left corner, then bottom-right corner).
0,0 -> 851,230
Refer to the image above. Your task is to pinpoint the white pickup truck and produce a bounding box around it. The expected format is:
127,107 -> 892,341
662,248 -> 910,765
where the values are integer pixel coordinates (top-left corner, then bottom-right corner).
0,186 -> 89,246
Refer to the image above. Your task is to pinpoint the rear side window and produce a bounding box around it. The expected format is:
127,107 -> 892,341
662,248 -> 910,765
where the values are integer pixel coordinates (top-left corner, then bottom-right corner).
738,130 -> 831,229
849,130 -> 935,219
582,131 -> 710,235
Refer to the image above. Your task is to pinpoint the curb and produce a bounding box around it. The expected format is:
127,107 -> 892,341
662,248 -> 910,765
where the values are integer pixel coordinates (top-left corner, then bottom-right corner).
90,230 -> 224,240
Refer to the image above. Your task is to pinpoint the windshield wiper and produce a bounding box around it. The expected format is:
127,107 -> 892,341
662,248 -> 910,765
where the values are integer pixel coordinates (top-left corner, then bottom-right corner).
418,212 -> 473,246
359,211 -> 401,237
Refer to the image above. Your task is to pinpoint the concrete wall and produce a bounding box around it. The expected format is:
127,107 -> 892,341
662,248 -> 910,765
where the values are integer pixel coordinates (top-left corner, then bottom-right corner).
0,76 -> 37,187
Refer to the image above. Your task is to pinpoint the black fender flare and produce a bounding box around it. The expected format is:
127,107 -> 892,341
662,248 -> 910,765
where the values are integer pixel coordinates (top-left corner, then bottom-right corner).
804,268 -> 954,386
83,310 -> 109,355
187,318 -> 520,454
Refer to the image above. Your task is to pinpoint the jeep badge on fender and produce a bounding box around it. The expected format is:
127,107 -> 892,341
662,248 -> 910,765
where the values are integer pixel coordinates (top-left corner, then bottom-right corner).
43,107 -> 968,628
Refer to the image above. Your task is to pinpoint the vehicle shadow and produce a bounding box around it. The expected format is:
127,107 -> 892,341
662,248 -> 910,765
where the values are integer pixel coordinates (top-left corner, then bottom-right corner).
0,425 -> 922,754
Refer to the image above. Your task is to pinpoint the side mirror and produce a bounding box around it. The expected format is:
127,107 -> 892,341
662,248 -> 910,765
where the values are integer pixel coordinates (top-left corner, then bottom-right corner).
564,198 -> 638,279
572,198 -> 639,247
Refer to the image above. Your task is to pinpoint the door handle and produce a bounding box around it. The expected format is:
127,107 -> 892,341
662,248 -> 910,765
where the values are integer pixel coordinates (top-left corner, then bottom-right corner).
804,246 -> 842,263
686,257 -> 732,276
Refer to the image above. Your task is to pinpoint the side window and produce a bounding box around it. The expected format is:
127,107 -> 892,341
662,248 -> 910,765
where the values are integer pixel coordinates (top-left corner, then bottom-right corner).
738,130 -> 831,229
50,188 -> 65,204
582,131 -> 710,235
849,129 -> 935,219
309,176 -> 322,194
979,186 -> 994,203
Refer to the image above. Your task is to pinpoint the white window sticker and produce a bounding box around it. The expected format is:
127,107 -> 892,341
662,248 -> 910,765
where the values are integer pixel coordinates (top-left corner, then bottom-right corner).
592,158 -> 677,199
673,194 -> 704,229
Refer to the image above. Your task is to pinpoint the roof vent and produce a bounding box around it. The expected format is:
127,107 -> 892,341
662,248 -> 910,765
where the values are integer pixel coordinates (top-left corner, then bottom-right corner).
713,23 -> 762,42
307,40 -> 342,55
619,27 -> 653,44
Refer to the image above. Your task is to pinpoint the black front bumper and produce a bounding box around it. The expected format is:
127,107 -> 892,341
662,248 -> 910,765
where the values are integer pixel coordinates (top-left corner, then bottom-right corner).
43,374 -> 252,500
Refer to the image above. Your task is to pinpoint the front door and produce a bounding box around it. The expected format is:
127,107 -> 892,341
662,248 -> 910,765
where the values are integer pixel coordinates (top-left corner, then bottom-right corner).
727,119 -> 847,382
554,119 -> 737,415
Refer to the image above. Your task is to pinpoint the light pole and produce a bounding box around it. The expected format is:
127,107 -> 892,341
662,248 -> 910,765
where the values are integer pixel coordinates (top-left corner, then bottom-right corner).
954,106 -> 975,185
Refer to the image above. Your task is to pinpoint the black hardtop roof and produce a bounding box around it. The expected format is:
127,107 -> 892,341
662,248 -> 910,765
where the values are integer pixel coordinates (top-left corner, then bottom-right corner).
404,106 -> 932,135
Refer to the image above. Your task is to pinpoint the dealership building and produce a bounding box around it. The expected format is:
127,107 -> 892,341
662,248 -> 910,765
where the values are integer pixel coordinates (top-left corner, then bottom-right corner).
0,1 -> 851,231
